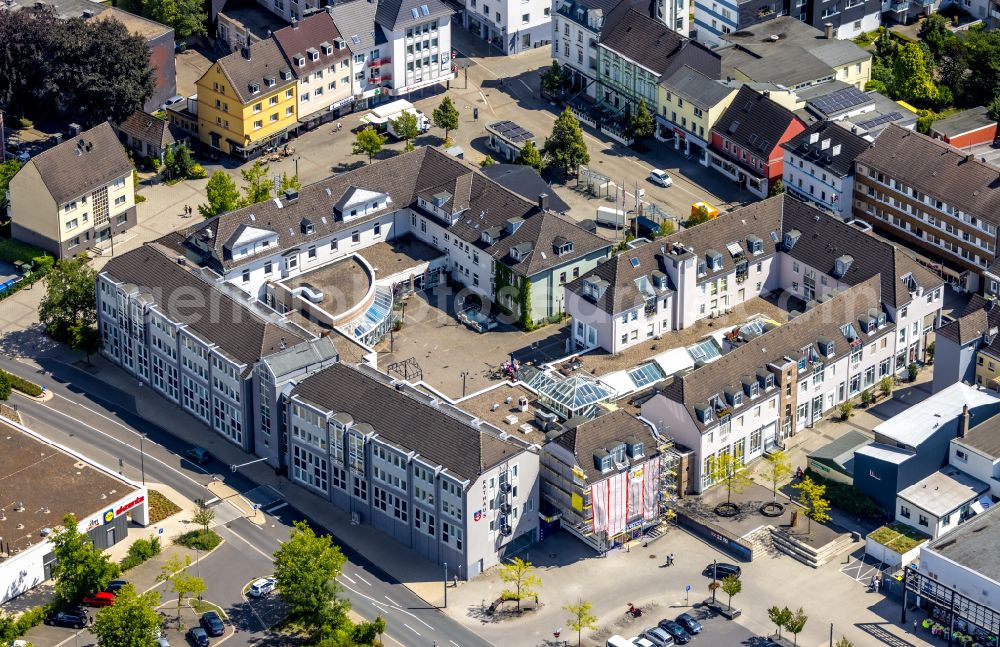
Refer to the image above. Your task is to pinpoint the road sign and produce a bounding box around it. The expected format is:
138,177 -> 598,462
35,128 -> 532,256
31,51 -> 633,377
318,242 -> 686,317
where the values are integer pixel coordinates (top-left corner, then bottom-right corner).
685,584 -> 691,592
158,527 -> 164,535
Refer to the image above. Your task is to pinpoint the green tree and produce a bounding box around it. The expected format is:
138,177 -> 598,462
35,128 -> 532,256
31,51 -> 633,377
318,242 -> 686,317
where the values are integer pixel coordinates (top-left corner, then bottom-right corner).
688,204 -> 712,226
70,322 -> 102,364
134,0 -> 207,38
192,499 -> 215,533
720,574 -> 741,610
390,111 -> 420,151
658,220 -> 675,237
792,476 -> 832,532
865,79 -> 888,93
241,160 -> 273,204
431,96 -> 460,141
0,159 -> 21,212
51,513 -> 120,602
989,96 -> 1000,121
39,258 -> 97,342
838,400 -> 853,420
785,608 -> 808,646
835,638 -> 855,647
279,172 -> 301,193
628,98 -> 655,140
768,605 -> 792,639
353,126 -> 386,163
919,14 -> 952,60
763,450 -> 792,505
171,143 -> 196,179
157,554 -> 205,623
769,179 -> 786,196
0,372 -> 12,401
861,387 -> 873,406
879,376 -> 894,399
708,453 -> 752,507
892,42 -> 939,105
479,154 -> 497,167
199,171 -> 242,218
498,557 -> 541,610
540,60 -> 565,96
544,107 -> 589,175
514,140 -> 545,172
273,521 -> 348,632
92,583 -> 162,647
564,600 -> 598,646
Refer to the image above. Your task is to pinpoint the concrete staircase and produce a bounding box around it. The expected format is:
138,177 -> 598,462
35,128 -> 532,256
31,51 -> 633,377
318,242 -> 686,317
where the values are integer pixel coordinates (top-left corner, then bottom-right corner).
744,525 -> 776,557
769,527 -> 855,568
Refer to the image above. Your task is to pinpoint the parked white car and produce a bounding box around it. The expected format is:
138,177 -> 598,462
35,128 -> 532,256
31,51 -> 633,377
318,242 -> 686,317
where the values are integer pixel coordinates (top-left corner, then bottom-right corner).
248,577 -> 277,598
648,169 -> 673,187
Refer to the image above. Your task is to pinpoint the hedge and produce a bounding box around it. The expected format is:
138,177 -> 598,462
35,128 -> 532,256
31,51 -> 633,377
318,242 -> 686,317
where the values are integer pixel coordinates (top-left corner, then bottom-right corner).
0,369 -> 43,397
806,468 -> 884,521
120,536 -> 161,571
0,603 -> 55,642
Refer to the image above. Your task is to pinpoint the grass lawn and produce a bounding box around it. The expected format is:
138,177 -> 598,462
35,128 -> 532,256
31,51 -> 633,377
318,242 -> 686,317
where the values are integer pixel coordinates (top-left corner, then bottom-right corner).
869,523 -> 928,553
148,489 -> 182,524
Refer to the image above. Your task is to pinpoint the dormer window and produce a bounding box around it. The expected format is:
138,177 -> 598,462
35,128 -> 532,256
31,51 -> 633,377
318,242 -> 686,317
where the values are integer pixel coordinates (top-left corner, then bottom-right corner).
834,254 -> 853,278
751,382 -> 760,397
295,55 -> 305,67
249,82 -> 260,94
783,229 -> 801,250
280,69 -> 292,80
322,44 -> 333,55
308,48 -> 320,61
697,261 -> 707,277
695,403 -> 713,423
482,231 -> 493,244
764,374 -> 774,389
706,250 -> 723,271
264,76 -> 276,87
747,235 -> 763,254
301,218 -> 315,235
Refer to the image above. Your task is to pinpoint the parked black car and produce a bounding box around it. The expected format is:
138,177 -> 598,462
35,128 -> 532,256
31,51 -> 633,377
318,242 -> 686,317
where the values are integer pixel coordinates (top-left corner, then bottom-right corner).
658,620 -> 693,644
45,608 -> 90,629
200,611 -> 225,637
675,613 -> 703,635
703,562 -> 741,579
105,579 -> 129,593
187,627 -> 209,647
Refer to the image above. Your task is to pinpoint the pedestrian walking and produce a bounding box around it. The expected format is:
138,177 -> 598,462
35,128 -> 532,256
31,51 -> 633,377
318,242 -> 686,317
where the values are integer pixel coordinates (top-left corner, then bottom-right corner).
669,553 -> 674,566
913,619 -> 919,633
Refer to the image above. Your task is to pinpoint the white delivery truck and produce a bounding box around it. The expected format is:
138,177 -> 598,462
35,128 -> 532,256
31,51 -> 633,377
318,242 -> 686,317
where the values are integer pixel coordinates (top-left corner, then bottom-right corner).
596,206 -> 628,229
360,99 -> 430,138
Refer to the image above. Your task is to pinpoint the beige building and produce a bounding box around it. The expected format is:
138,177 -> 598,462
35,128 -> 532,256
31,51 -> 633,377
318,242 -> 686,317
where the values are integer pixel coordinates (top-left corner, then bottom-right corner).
9,123 -> 135,258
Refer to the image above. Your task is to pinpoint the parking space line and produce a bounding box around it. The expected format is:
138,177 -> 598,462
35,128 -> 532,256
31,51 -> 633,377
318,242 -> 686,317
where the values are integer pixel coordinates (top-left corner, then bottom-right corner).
356,574 -> 372,586
342,574 -> 357,585
265,502 -> 288,514
450,640 -> 462,647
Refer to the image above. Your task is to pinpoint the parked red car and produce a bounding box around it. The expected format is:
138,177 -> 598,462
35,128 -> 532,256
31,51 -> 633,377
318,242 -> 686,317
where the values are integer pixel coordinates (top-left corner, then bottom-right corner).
82,592 -> 115,607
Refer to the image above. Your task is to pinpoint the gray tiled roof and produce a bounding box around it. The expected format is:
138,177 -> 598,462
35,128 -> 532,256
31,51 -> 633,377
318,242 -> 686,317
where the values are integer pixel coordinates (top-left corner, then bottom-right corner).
486,212 -> 611,276
291,363 -> 528,481
599,9 -> 720,78
272,11 -> 347,78
855,124 -> 1000,224
327,0 -> 385,53
374,0 -> 450,31
660,66 -> 734,110
662,274 -> 887,430
734,46 -> 833,86
171,146 -> 607,278
102,245 -> 304,374
713,85 -> 802,160
117,111 -> 186,149
27,123 -> 132,205
782,120 -> 870,178
216,38 -> 296,104
721,16 -> 869,66
480,164 -> 572,213
957,412 -> 1000,460
551,409 -> 660,482
926,505 -> 1000,584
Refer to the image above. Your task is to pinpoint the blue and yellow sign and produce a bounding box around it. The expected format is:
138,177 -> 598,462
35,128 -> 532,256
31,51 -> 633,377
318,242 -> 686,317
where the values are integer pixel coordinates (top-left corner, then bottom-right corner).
103,509 -> 114,525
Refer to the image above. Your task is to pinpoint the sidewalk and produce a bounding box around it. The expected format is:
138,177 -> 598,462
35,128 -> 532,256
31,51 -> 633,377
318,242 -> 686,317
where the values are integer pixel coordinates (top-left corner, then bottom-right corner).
9,345 -> 448,605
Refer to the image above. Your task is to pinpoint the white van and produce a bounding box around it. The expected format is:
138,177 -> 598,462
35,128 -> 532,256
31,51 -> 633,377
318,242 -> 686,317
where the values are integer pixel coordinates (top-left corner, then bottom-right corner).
606,636 -> 633,647
248,577 -> 276,598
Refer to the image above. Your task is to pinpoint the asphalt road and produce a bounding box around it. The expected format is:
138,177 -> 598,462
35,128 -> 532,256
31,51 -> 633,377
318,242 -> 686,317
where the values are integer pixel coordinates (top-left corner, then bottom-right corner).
1,355 -> 490,647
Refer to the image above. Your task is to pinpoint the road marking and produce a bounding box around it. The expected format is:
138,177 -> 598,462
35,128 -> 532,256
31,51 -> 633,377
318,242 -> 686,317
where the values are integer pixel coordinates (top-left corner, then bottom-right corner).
384,595 -> 398,606
265,501 -> 288,514
403,624 -> 421,637
205,496 -> 221,505
356,573 -> 372,586
223,523 -> 276,561
18,393 -> 211,489
450,640 -> 462,647
342,574 -> 357,585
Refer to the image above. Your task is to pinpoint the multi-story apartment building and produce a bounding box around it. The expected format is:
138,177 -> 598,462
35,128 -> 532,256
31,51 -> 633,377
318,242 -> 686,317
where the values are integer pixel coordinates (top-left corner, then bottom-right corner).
196,39 -> 299,158
656,65 -> 738,160
286,363 -> 540,577
694,0 -> 878,46
692,0 -> 782,48
642,275 -> 909,493
596,9 -> 719,135
933,295 -> 1000,393
781,120 -> 869,219
706,86 -> 805,199
8,123 -> 135,258
853,124 -> 1000,294
460,0 -> 551,55
540,409 -> 675,550
376,0 -> 455,97
565,194 -> 943,367
272,12 -> 355,130
552,0 -> 636,99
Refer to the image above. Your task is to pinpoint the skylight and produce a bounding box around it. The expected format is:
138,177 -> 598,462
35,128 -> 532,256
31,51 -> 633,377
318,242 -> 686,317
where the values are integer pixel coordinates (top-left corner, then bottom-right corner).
629,257 -> 640,268
420,3 -> 429,14
411,7 -> 419,18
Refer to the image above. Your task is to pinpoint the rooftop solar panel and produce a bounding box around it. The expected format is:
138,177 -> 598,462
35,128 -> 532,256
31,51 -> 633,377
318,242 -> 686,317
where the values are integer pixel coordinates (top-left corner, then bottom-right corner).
489,120 -> 535,143
810,86 -> 871,116
855,111 -> 903,130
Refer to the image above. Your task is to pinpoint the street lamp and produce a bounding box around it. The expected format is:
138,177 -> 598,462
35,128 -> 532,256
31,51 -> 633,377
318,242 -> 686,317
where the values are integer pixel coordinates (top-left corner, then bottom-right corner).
461,371 -> 469,397
443,562 -> 448,608
294,155 -> 301,179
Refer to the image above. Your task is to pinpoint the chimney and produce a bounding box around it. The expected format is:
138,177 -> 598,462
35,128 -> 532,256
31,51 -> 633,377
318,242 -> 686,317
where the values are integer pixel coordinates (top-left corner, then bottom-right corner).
241,42 -> 252,60
537,193 -> 549,211
824,22 -> 834,39
959,404 -> 970,438
291,17 -> 298,28
966,153 -> 975,162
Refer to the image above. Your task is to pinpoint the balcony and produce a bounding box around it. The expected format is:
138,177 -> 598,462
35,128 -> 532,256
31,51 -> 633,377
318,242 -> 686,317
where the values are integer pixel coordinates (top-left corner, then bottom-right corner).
369,57 -> 391,66
370,74 -> 392,83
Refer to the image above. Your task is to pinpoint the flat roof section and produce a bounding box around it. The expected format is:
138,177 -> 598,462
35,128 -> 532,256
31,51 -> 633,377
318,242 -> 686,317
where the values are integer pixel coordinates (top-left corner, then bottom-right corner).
927,505 -> 1000,584
0,421 -> 138,560
898,468 -> 989,517
457,383 -> 549,446
284,256 -> 372,319
356,236 -> 445,281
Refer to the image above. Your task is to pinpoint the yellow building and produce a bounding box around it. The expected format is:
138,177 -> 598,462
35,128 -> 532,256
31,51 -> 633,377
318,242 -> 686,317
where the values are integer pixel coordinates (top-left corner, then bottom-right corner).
196,39 -> 298,158
975,349 -> 1000,393
656,66 -> 738,158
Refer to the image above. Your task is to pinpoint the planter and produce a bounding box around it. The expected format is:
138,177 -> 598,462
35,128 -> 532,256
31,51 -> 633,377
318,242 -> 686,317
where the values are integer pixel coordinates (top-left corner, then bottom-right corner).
714,502 -> 739,517
760,501 -> 785,517
707,601 -> 741,618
